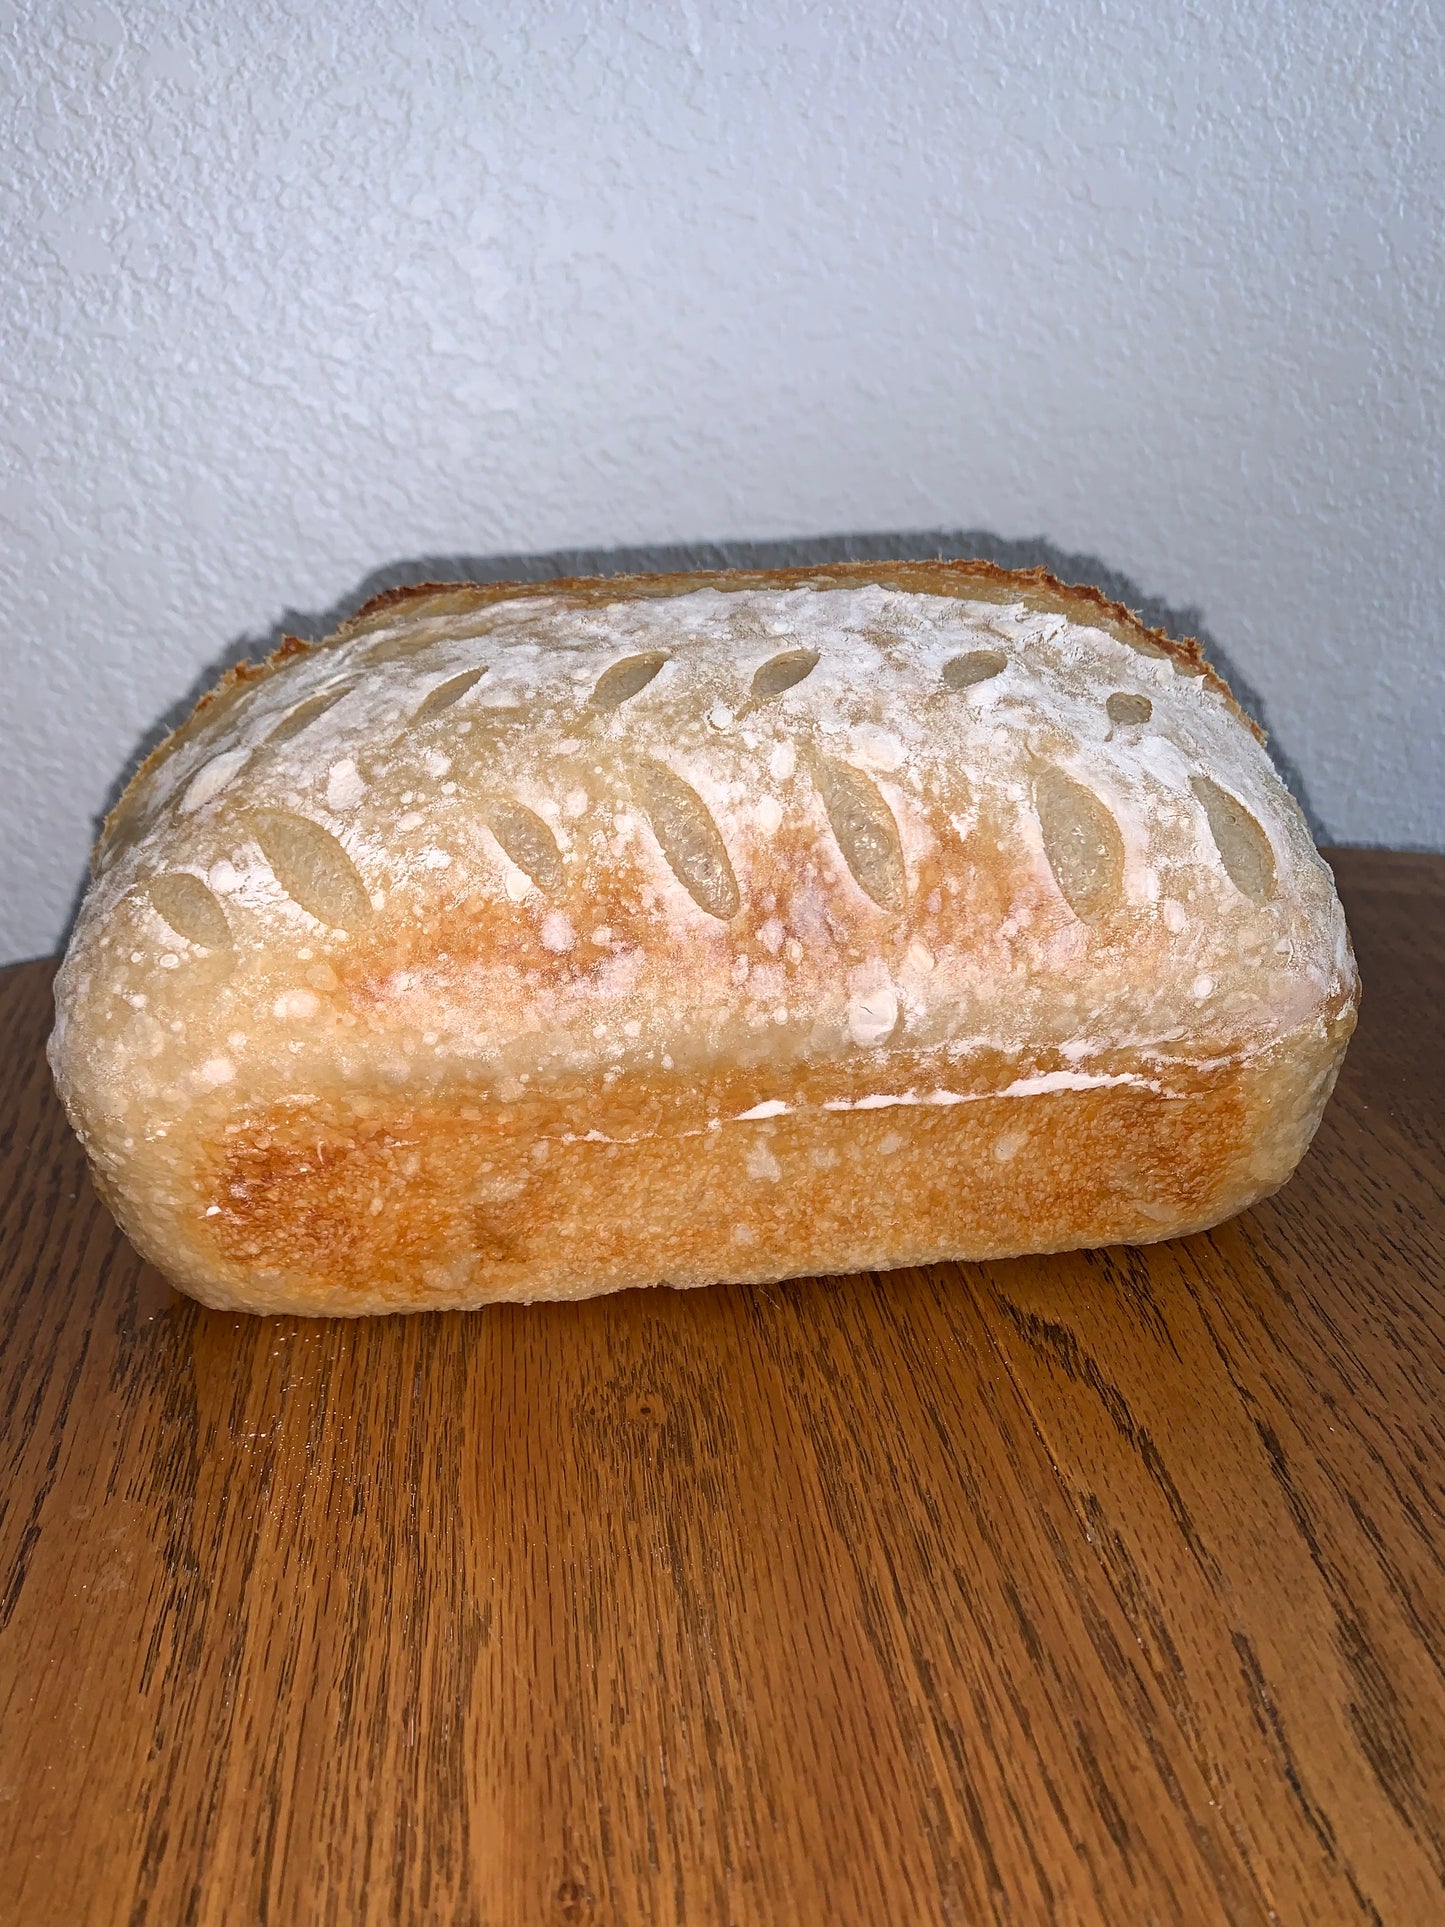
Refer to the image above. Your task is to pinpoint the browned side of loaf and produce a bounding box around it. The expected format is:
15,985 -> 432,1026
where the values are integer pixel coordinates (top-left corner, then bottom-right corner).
119,1018 -> 1351,1318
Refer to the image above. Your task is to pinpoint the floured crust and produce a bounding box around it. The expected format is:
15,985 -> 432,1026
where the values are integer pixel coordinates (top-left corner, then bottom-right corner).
92,561 -> 1255,869
51,561 -> 1356,1315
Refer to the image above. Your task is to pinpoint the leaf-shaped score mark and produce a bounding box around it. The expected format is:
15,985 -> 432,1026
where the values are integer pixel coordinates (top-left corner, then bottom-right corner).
942,648 -> 1007,689
487,801 -> 564,892
1034,768 -> 1124,921
591,652 -> 668,709
636,763 -> 740,920
813,757 -> 906,913
266,683 -> 355,746
146,872 -> 232,949
1192,775 -> 1276,902
750,648 -> 819,700
410,667 -> 487,726
248,811 -> 373,928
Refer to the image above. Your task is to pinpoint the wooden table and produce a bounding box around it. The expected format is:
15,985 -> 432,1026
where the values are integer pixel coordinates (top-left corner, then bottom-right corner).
1,848 -> 1441,1925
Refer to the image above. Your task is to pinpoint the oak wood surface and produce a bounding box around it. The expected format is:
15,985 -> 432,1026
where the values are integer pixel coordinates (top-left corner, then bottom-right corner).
1,847 -> 1441,1926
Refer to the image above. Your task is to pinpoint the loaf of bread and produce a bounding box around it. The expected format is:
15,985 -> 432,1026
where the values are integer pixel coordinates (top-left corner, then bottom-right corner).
49,561 -> 1358,1315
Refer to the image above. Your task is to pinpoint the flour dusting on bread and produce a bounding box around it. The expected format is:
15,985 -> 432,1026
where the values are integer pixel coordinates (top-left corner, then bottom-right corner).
50,562 -> 1357,1314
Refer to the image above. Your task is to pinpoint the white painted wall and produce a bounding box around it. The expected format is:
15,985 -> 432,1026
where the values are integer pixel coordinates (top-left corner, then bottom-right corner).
3,0 -> 1441,962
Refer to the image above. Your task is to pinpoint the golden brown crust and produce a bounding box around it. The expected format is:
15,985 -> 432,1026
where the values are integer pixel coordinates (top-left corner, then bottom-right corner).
166,1014 -> 1346,1315
58,559 -> 1350,1318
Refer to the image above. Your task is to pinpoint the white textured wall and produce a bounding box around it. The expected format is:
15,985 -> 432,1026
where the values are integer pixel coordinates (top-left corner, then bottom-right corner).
3,0 -> 1441,962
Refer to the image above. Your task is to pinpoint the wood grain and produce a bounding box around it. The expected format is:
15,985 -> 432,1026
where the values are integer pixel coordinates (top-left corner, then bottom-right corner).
1,848 -> 1441,1926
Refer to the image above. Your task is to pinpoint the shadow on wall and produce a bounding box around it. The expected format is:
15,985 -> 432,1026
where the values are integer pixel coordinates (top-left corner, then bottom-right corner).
88,527 -> 1318,919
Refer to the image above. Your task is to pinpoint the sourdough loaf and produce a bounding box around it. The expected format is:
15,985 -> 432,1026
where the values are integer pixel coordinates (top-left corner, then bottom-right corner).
48,562 -> 1358,1314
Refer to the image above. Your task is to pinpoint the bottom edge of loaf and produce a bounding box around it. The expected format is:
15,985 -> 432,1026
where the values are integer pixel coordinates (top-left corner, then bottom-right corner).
163,1196 -> 1283,1319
